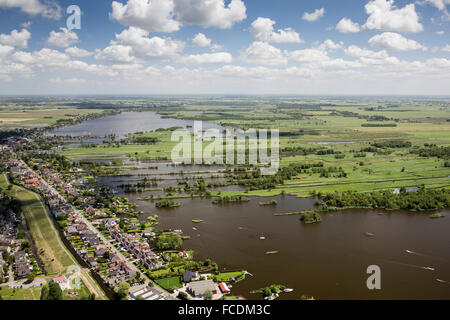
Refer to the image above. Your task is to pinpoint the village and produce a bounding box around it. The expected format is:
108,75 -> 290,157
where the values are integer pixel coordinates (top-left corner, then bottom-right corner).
0,137 -> 242,300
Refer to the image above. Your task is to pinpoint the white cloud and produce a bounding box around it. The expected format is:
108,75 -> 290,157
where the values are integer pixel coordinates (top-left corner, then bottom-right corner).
345,45 -> 387,58
174,0 -> 247,29
287,49 -> 330,63
49,77 -> 87,85
65,47 -> 93,58
363,0 -> 424,33
21,21 -> 32,29
0,0 -> 61,19
113,27 -> 184,60
216,65 -> 278,78
192,33 -> 212,47
110,0 -> 246,32
95,45 -> 136,63
242,41 -> 287,66
47,28 -> 79,48
436,30 -> 445,35
336,18 -> 361,33
180,52 -> 232,64
344,45 -> 400,66
443,45 -> 450,52
0,28 -> 31,48
110,0 -> 180,33
0,44 -> 14,59
421,0 -> 450,11
302,8 -> 325,22
250,17 -> 302,43
369,32 -> 427,51
317,40 -> 344,51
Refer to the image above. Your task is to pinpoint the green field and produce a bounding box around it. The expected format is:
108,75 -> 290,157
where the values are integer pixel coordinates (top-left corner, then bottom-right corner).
0,285 -> 43,300
155,276 -> 183,290
0,108 -> 104,128
1,174 -> 74,275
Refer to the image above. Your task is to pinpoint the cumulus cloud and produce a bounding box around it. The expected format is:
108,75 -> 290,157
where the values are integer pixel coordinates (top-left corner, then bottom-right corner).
336,18 -> 361,33
174,0 -> 247,29
95,27 -> 184,63
317,40 -> 344,51
180,52 -> 232,64
113,27 -> 184,60
192,33 -> 212,47
363,0 -> 424,33
369,32 -> 427,51
242,41 -> 287,66
110,0 -> 246,32
0,28 -> 31,48
302,8 -> 325,22
287,49 -> 330,63
0,44 -> 14,59
0,0 -> 61,19
65,47 -> 93,58
47,28 -> 79,48
336,0 -> 424,34
110,0 -> 180,33
95,45 -> 136,64
250,17 -> 302,43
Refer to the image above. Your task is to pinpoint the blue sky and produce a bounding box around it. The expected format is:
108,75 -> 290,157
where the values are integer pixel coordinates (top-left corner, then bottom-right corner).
0,0 -> 450,95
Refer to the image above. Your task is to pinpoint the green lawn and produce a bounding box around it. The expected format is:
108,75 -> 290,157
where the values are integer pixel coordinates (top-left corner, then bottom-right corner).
1,174 -> 74,275
0,285 -> 43,300
155,276 -> 183,290
212,272 -> 245,282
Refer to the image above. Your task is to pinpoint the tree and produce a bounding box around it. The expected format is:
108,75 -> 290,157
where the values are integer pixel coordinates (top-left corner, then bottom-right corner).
26,273 -> 35,283
177,291 -> 188,300
40,285 -> 49,300
118,281 -> 130,300
203,290 -> 213,300
47,282 -> 63,300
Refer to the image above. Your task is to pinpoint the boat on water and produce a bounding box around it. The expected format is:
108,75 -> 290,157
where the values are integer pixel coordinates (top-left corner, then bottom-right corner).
365,232 -> 375,237
284,288 -> 294,293
265,251 -> 279,255
260,236 -> 266,240
264,296 -> 275,300
192,227 -> 197,231
406,250 -> 414,254
423,267 -> 435,271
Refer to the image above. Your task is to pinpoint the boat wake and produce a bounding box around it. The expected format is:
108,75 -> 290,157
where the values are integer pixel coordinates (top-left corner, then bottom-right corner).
436,279 -> 450,284
381,259 -> 436,272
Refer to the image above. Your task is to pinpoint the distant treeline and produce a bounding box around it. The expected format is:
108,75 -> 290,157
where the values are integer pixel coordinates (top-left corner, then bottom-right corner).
372,140 -> 412,148
277,103 -> 327,110
319,188 -> 449,212
361,123 -> 397,127
236,162 -> 324,190
411,145 -> 450,159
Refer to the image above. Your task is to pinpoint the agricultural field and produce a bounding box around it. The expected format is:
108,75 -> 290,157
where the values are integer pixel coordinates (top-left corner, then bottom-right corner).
1,174 -> 74,275
58,98 -> 450,198
0,108 -> 105,129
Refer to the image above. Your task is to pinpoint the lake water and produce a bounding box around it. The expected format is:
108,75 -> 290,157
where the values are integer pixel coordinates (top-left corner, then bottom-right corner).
56,111 -> 450,300
50,111 -> 225,140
